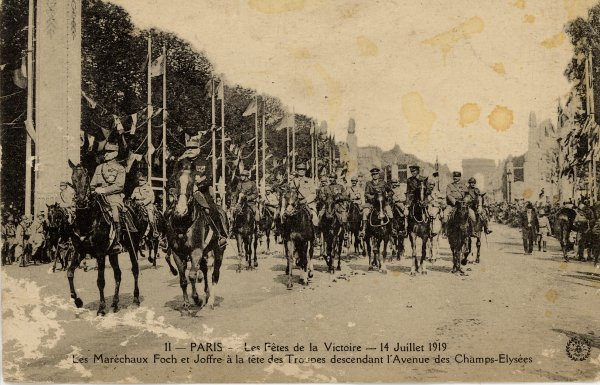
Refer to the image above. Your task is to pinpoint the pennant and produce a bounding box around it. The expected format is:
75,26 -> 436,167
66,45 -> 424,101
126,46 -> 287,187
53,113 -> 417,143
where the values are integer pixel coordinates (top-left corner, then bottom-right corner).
275,113 -> 295,131
113,115 -> 125,133
242,98 -> 257,117
139,52 -> 149,73
87,133 -> 95,152
130,113 -> 138,134
100,126 -> 112,140
126,152 -> 143,172
205,78 -> 215,97
12,57 -> 27,89
0,63 -> 6,71
216,80 -> 224,100
152,107 -> 163,118
81,91 -> 97,109
150,54 -> 165,77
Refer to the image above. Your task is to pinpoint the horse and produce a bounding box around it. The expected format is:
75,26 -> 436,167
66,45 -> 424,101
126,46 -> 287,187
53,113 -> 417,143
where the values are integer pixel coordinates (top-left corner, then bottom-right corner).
320,195 -> 349,273
446,200 -> 471,275
573,209 -> 593,261
232,197 -> 258,270
165,169 -> 226,311
548,207 -> 575,261
126,200 -> 165,267
465,194 -> 485,264
281,188 -> 314,288
347,201 -> 365,256
259,204 -> 276,252
364,191 -> 392,272
407,179 -> 431,275
46,203 -> 73,272
66,161 -> 142,315
390,204 -> 407,261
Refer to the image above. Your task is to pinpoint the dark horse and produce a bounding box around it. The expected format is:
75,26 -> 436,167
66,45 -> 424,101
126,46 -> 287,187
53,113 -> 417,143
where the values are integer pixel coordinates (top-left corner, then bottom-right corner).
548,207 -> 575,261
347,201 -> 365,256
233,197 -> 258,271
320,195 -> 349,273
407,178 -> 431,275
466,194 -> 485,264
66,161 -> 142,315
281,188 -> 314,288
259,204 -> 276,252
46,203 -> 73,272
126,200 -> 166,267
446,200 -> 470,275
165,169 -> 226,311
390,204 -> 407,261
364,191 -> 392,272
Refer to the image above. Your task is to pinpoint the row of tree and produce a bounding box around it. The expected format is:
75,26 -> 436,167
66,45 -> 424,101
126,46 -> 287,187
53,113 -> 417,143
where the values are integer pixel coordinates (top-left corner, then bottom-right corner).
0,0 -> 341,211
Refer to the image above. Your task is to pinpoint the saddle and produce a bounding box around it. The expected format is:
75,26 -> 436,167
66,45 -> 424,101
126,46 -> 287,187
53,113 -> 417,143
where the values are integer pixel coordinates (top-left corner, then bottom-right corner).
98,198 -> 138,233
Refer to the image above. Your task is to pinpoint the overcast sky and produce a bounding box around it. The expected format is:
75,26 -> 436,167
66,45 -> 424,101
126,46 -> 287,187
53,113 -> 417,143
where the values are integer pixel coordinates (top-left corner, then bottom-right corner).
110,0 -> 596,170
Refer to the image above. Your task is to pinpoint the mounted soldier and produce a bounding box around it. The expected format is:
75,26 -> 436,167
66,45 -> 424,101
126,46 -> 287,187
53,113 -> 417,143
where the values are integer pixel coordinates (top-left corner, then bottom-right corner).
263,185 -> 280,220
405,165 -> 427,210
442,171 -> 476,237
233,170 -> 260,222
130,173 -> 158,237
391,178 -> 407,216
348,176 -> 364,208
90,140 -> 126,252
466,177 -> 492,234
361,167 -> 393,235
285,164 -> 319,227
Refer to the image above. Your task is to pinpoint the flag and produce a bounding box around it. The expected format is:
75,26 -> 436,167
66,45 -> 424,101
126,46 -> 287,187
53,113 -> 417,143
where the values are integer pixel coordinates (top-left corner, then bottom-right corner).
243,98 -> 257,117
205,78 -> 216,97
139,52 -> 149,73
100,126 -> 112,140
13,56 -> 27,89
113,115 -> 125,133
216,80 -> 224,100
150,54 -> 165,77
275,113 -> 295,131
126,152 -> 143,172
81,91 -> 97,109
130,113 -> 138,134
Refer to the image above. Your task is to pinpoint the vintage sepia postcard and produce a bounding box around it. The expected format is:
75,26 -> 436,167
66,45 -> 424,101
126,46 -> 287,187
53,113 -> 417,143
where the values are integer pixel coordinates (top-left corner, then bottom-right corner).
1,0 -> 599,383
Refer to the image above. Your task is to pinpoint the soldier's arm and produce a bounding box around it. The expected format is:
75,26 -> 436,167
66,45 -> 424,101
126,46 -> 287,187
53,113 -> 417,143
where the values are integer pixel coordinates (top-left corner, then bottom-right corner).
90,169 -> 102,187
143,189 -> 155,206
446,185 -> 456,205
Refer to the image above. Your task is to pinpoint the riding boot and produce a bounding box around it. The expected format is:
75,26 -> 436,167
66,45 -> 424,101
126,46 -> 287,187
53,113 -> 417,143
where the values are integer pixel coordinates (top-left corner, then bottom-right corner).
114,222 -> 125,253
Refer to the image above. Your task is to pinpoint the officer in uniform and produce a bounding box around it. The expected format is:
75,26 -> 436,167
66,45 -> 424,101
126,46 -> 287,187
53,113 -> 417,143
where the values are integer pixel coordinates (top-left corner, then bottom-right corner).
466,177 -> 492,234
59,181 -> 76,221
348,176 -> 365,208
263,185 -> 280,219
442,171 -> 476,236
405,165 -> 428,208
362,167 -> 393,234
2,214 -> 17,264
283,164 -> 319,226
391,178 -> 407,215
131,173 -> 158,237
233,170 -> 260,222
91,141 -> 126,252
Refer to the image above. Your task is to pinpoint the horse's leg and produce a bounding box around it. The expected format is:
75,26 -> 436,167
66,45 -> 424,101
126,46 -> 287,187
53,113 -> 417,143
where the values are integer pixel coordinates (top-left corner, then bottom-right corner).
52,244 -> 59,272
208,246 -> 223,309
366,235 -> 374,270
164,247 -> 178,276
67,250 -> 84,308
127,241 -> 141,306
253,232 -> 259,268
286,240 -> 294,289
235,233 -> 243,272
336,229 -> 343,271
308,240 -> 314,279
475,236 -> 481,263
420,237 -> 427,274
108,252 -> 121,312
96,254 -> 107,316
199,254 -> 209,306
189,248 -> 203,307
410,233 -> 417,276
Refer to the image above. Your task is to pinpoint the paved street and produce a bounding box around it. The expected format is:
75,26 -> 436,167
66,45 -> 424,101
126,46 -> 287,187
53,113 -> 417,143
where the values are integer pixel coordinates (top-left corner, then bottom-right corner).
2,223 -> 599,382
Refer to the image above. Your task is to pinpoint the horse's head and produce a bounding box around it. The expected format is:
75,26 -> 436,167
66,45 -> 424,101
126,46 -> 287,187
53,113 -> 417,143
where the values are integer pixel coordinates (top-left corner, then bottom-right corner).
173,170 -> 195,217
68,160 -> 90,207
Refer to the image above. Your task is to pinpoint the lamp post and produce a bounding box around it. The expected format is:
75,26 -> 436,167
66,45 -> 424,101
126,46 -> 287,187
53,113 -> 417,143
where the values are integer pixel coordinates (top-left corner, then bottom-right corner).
506,161 -> 514,203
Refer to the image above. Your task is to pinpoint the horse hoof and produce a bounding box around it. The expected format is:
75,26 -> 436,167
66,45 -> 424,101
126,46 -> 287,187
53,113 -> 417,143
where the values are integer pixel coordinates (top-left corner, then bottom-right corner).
421,270 -> 427,275
368,266 -> 374,271
475,259 -> 480,264
308,271 -> 314,279
148,257 -> 155,264
192,294 -> 202,306
336,266 -> 341,271
410,272 -> 415,276
254,261 -> 258,268
111,304 -> 119,313
52,267 -> 56,273
286,282 -> 293,290
133,298 -> 140,306
74,298 -> 83,308
97,309 -> 106,317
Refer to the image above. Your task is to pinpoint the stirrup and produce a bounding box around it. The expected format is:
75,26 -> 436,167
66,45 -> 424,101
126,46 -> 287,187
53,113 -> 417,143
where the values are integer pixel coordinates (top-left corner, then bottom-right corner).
218,237 -> 228,248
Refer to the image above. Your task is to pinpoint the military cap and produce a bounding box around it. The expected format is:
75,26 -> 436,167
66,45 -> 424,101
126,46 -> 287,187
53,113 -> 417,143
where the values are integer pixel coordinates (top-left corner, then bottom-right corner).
320,175 -> 328,182
351,176 -> 358,182
265,185 -> 272,191
240,170 -> 250,177
370,167 -> 380,174
185,135 -> 201,149
432,171 -> 439,177
138,173 -> 148,181
329,173 -> 337,179
468,177 -> 476,183
409,165 -> 420,171
296,164 -> 307,170
104,142 -> 119,152
452,171 -> 462,177
391,178 -> 399,183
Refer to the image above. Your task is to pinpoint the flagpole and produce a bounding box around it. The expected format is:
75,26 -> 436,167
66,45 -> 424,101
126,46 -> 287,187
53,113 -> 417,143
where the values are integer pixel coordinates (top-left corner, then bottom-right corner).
261,104 -> 266,198
286,126 -> 290,183
291,111 -> 296,173
255,96 -> 259,192
147,37 -> 152,183
589,51 -> 597,204
220,79 -> 226,208
211,77 -> 217,195
310,120 -> 315,180
25,0 -> 34,216
162,45 -> 167,210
